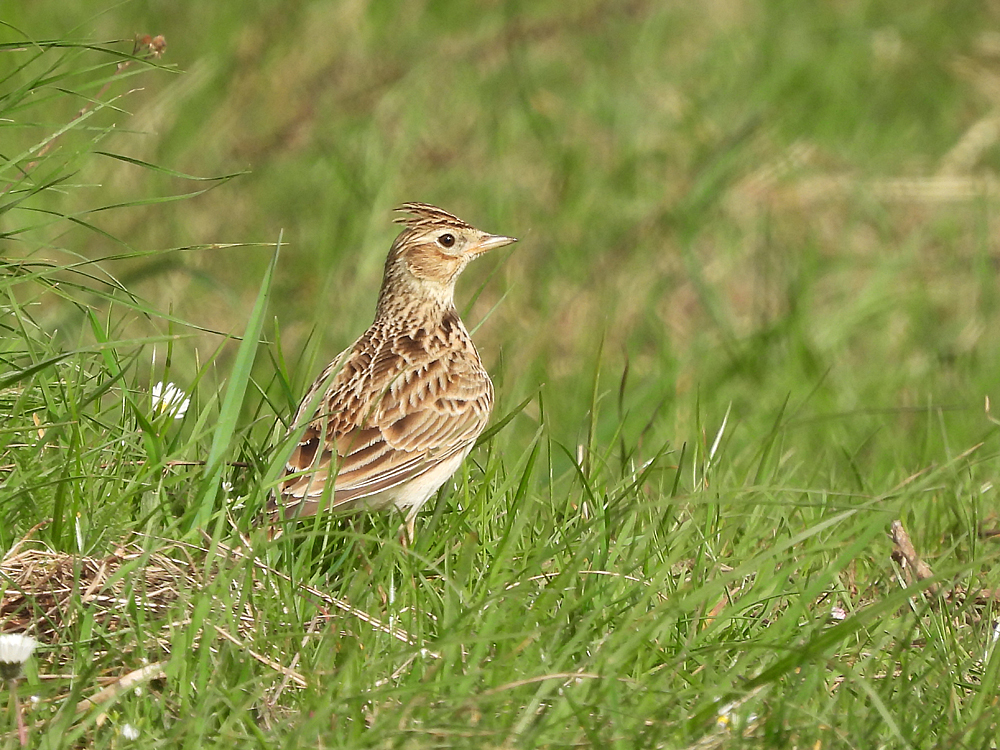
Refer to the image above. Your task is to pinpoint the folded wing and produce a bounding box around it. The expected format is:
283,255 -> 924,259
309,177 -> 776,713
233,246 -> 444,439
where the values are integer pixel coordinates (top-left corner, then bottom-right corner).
273,325 -> 493,518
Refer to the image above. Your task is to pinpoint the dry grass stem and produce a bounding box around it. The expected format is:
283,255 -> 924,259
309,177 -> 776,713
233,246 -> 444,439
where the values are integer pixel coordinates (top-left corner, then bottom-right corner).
213,537 -> 425,649
211,624 -> 307,687
74,661 -> 166,713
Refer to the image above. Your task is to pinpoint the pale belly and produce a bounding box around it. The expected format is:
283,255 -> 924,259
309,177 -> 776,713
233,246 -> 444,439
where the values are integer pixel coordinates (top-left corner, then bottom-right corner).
343,447 -> 472,520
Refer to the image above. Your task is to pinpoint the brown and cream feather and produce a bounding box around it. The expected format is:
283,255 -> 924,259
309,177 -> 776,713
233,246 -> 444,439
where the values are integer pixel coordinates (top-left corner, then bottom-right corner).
268,203 -> 516,540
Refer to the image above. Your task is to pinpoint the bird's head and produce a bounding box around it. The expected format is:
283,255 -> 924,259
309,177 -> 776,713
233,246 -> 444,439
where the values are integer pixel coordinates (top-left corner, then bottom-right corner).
378,203 -> 517,311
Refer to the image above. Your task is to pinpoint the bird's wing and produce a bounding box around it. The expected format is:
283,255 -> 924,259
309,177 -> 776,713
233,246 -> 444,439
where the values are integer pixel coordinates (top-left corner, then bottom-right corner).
273,327 -> 492,517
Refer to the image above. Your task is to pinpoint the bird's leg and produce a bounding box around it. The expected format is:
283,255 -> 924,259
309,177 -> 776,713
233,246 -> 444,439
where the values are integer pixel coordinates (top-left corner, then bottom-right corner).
397,513 -> 416,548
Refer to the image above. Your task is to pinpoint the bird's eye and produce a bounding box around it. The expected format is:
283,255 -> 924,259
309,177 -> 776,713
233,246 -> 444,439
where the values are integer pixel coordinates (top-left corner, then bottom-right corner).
438,233 -> 456,248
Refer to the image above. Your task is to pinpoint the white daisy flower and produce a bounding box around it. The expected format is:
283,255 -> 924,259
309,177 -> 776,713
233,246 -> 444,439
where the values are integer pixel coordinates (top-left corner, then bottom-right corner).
151,381 -> 190,420
0,633 -> 38,681
122,723 -> 140,740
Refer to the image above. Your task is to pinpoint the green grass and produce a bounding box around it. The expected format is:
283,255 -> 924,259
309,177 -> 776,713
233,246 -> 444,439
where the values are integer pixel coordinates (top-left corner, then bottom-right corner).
3,2 -> 1000,747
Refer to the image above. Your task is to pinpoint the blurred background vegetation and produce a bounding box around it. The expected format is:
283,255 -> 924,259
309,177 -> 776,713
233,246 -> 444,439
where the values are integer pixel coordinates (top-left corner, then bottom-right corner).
8,1 -> 1000,474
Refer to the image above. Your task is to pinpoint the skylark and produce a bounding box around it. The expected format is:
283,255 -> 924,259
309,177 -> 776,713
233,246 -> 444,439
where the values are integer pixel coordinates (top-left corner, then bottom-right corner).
267,203 -> 516,541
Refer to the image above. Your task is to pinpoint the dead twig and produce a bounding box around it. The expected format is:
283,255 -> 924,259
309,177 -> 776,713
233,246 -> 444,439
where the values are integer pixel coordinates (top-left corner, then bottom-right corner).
890,519 -> 1000,616
889,520 -> 939,596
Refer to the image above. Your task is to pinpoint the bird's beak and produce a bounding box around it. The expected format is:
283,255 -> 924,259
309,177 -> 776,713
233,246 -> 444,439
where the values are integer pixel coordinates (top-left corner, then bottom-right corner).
469,233 -> 517,256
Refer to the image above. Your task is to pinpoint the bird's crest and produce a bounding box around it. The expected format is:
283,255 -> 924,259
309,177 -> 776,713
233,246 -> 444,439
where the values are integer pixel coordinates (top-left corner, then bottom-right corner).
393,202 -> 474,231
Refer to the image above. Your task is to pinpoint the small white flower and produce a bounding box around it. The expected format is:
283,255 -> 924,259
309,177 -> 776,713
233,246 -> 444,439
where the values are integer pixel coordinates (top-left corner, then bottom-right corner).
122,723 -> 140,740
221,480 -> 234,494
0,633 -> 38,681
151,381 -> 190,420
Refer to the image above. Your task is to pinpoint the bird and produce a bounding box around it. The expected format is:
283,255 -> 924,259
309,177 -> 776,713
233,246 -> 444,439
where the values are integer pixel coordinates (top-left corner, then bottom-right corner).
267,202 -> 516,542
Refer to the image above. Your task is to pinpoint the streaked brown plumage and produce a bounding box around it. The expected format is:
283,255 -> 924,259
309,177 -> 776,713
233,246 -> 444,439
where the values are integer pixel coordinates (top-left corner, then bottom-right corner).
267,203 -> 516,541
